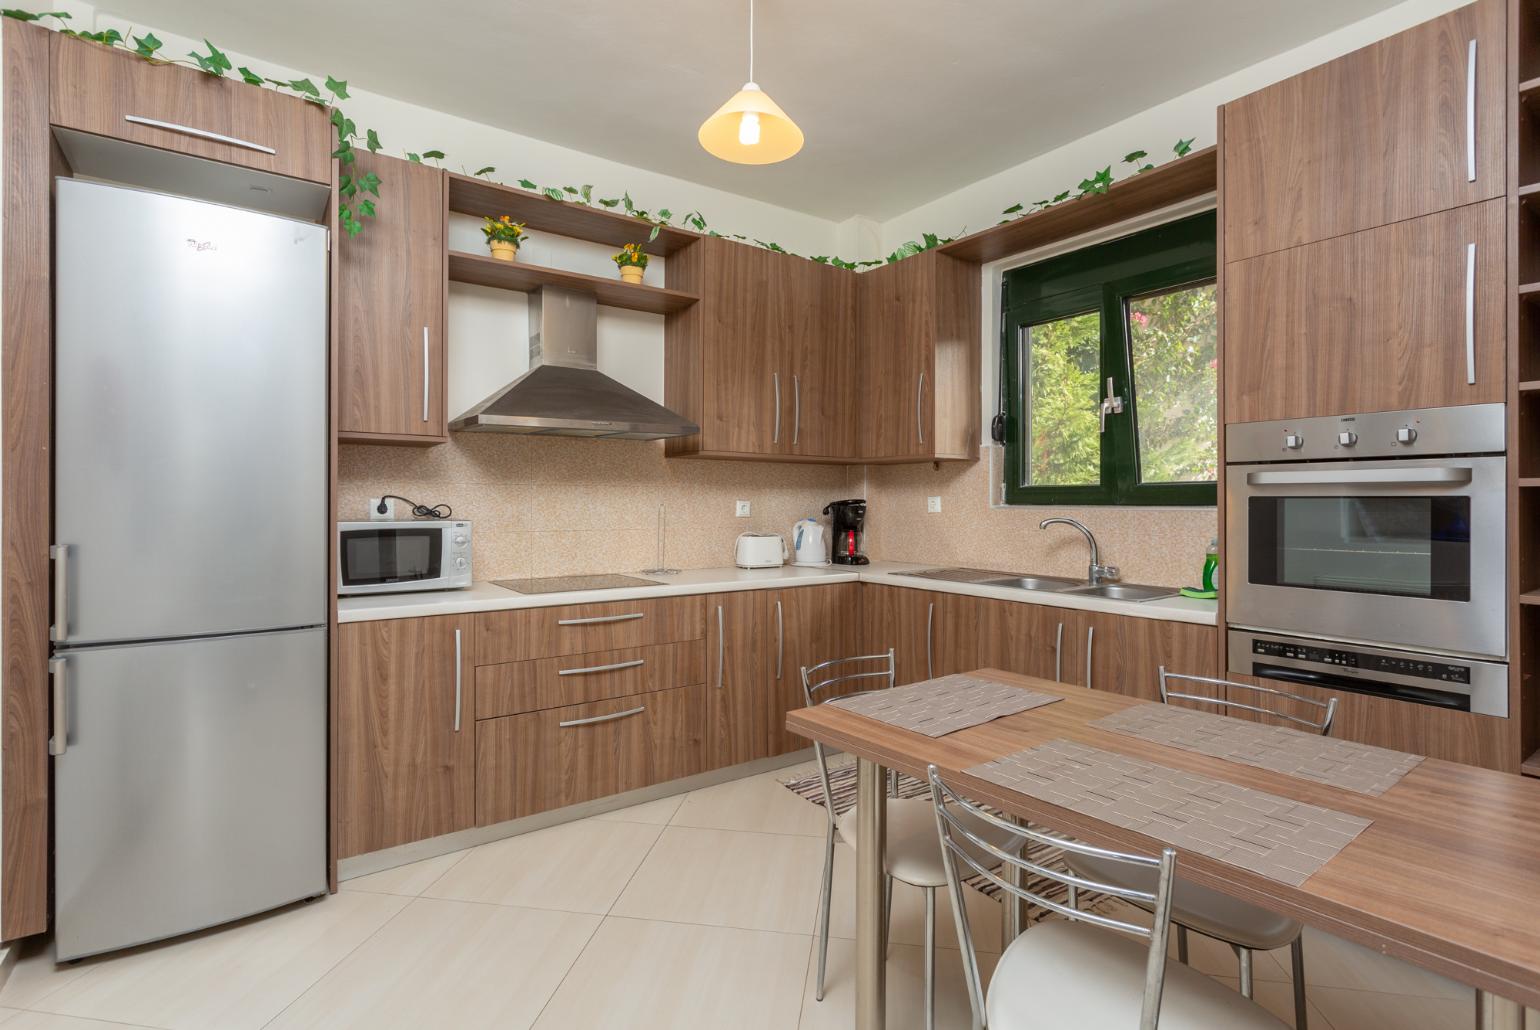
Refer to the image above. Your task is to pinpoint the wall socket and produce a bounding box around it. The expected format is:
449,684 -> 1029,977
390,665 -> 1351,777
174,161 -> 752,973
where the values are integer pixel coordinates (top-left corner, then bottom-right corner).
927,496 -> 942,513
368,497 -> 396,521
735,500 -> 752,518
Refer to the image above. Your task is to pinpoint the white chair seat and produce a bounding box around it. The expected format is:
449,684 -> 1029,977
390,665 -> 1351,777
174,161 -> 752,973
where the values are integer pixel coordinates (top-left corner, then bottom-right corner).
1067,852 -> 1301,950
987,919 -> 1290,1029
835,797 -> 1015,888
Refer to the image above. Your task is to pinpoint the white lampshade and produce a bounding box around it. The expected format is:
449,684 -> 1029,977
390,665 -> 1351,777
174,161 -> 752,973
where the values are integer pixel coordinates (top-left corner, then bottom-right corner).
698,82 -> 804,165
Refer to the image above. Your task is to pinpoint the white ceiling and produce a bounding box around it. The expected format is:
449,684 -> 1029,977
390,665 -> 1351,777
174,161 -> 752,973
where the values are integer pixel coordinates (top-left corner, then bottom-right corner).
97,0 -> 1399,221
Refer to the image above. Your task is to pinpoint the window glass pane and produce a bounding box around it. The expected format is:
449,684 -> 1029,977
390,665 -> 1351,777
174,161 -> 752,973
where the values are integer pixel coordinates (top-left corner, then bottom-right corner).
1126,283 -> 1217,484
1026,311 -> 1101,486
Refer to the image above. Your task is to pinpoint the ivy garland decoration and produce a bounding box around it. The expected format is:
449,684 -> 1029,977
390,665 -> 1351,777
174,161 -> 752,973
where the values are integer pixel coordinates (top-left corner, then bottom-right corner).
2,8 -> 1197,264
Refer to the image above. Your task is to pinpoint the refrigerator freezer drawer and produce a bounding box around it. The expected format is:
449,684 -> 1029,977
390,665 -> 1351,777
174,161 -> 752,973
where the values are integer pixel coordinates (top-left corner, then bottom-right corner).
54,628 -> 327,960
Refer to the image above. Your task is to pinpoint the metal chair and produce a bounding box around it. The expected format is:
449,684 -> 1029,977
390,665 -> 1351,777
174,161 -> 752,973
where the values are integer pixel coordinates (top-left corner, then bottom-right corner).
1064,668 -> 1339,1029
928,764 -> 1290,1030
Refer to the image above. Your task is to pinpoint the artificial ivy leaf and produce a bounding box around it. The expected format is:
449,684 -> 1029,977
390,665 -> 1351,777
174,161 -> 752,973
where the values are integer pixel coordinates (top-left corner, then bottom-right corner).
339,177 -> 357,198
1122,150 -> 1147,163
657,208 -> 672,221
648,224 -> 661,242
324,75 -> 349,99
622,192 -> 634,214
811,256 -> 829,264
517,178 -> 537,190
288,77 -> 321,98
359,171 -> 381,196
598,198 -> 620,209
921,232 -> 939,249
542,187 -> 565,202
687,213 -> 707,231
1173,137 -> 1194,156
473,166 -> 495,177
204,40 -> 231,71
1137,163 -> 1154,173
358,199 -> 376,218
134,32 -> 162,57
1001,203 -> 1023,215
580,185 -> 593,204
421,149 -> 445,161
1052,190 -> 1071,202
236,65 -> 264,86
365,129 -> 382,153
0,10 -> 40,20
562,185 -> 579,194
406,152 -> 422,163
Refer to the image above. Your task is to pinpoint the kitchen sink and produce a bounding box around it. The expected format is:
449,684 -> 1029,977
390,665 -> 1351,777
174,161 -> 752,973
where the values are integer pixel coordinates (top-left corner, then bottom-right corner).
896,567 -> 1022,584
1059,582 -> 1180,602
978,574 -> 1083,591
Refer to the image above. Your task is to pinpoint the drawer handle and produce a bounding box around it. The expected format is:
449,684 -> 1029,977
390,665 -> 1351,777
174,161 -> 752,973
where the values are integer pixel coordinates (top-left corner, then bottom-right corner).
560,704 -> 645,728
453,628 -> 463,732
123,115 -> 276,155
558,658 -> 645,677
557,612 -> 645,626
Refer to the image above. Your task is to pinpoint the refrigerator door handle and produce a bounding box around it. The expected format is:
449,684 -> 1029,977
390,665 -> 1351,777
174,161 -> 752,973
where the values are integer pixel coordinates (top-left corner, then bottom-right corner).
49,656 -> 67,757
50,544 -> 68,643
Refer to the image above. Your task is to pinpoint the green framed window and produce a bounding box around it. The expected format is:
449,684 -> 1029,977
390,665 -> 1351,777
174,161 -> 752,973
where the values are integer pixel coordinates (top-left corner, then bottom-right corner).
1001,211 -> 1217,507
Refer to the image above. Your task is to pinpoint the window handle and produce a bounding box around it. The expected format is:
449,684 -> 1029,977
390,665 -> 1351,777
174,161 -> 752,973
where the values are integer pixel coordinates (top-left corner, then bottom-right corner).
1098,377 -> 1124,433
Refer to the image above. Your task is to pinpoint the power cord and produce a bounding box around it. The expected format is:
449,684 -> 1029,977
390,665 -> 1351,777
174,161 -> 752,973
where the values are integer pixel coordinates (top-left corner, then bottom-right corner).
376,495 -> 453,520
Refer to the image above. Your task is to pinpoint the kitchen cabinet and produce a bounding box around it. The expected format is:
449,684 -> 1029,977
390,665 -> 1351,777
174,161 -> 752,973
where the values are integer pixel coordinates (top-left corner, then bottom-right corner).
1222,0 -> 1504,263
50,32 -> 331,184
474,595 -> 704,665
706,591 -> 771,767
1072,612 -> 1217,701
862,585 -> 981,685
976,597 -> 1078,684
856,250 -> 981,462
474,640 -> 705,720
336,615 -> 474,859
766,583 -> 861,755
336,151 -> 447,443
1224,198 -> 1505,422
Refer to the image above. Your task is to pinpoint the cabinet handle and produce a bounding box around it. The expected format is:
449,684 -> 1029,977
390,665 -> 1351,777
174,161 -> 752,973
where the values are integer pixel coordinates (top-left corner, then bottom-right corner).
558,612 -> 645,626
422,327 -> 431,423
1085,626 -> 1095,690
926,601 -> 935,679
48,656 -> 67,757
1054,622 -> 1064,683
453,628 -> 463,732
1465,242 -> 1476,385
1466,38 -> 1477,183
558,658 -> 645,677
715,605 -> 725,689
123,115 -> 276,155
560,705 -> 645,728
792,375 -> 801,446
49,544 -> 68,644
775,600 -> 784,680
916,372 -> 927,447
772,372 -> 781,444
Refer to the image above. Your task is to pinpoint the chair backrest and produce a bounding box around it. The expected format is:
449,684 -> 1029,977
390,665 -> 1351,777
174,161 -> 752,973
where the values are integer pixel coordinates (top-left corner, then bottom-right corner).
1158,666 -> 1338,736
800,649 -> 896,817
927,764 -> 1178,1030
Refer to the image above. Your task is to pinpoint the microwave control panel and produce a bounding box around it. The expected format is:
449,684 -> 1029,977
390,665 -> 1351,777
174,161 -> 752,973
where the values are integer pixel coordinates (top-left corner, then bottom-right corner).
1250,638 -> 1471,685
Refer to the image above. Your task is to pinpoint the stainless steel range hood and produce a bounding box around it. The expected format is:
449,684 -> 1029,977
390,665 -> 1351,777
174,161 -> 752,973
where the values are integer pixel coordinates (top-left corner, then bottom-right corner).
450,286 -> 700,440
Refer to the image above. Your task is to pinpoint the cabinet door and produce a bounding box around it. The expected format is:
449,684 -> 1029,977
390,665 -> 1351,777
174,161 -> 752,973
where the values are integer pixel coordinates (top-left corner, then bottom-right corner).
858,260 -> 933,461
701,244 -> 780,455
862,586 -> 978,685
337,615 -> 474,858
767,583 -> 860,755
784,259 -> 857,460
1225,199 -> 1504,423
706,591 -> 770,768
978,599 -> 1076,685
1223,0 -> 1503,262
1080,613 -> 1217,702
337,152 -> 446,441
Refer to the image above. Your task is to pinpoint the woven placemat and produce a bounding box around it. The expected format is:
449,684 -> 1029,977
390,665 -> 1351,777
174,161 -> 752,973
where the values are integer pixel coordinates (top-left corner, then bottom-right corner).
829,673 -> 1061,737
1092,703 -> 1422,796
968,739 -> 1372,887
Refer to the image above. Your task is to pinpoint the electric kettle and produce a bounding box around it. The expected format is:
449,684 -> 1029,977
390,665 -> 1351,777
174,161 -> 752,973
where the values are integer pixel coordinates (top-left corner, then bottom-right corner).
792,518 -> 829,567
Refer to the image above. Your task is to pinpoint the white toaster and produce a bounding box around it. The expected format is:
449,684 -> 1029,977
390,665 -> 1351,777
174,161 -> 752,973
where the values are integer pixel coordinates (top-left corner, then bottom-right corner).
735,532 -> 788,569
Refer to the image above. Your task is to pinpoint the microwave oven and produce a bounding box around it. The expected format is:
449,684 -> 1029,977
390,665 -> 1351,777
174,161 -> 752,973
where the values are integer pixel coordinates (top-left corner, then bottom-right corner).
337,520 -> 472,595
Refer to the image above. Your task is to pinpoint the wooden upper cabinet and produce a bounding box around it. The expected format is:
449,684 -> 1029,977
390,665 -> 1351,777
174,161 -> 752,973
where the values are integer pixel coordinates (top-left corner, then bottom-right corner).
50,34 -> 331,184
1225,197 -> 1505,422
1223,0 -> 1505,262
777,257 -> 857,460
857,251 -> 980,463
336,152 -> 447,443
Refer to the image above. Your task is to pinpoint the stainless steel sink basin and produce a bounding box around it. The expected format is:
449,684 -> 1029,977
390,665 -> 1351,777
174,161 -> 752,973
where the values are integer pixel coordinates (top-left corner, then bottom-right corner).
1059,582 -> 1180,602
979,574 -> 1083,592
895,567 -> 1021,584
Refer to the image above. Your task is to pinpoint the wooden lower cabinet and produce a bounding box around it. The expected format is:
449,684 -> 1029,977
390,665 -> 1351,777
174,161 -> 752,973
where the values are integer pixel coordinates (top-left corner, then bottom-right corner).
977,598 -> 1076,684
706,590 -> 770,768
1075,612 -> 1217,701
336,615 -> 475,859
767,582 -> 860,755
862,585 -> 980,685
477,684 -> 707,824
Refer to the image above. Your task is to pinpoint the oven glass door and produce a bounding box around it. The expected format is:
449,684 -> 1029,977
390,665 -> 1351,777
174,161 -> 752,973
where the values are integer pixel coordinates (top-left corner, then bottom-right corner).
340,528 -> 443,587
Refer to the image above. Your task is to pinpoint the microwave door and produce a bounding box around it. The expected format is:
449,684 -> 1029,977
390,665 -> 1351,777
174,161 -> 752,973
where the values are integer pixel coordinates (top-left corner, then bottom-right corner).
338,525 -> 444,593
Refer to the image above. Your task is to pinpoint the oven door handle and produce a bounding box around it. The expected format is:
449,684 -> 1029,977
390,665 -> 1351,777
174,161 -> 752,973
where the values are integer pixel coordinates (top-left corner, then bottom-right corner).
1244,468 -> 1472,487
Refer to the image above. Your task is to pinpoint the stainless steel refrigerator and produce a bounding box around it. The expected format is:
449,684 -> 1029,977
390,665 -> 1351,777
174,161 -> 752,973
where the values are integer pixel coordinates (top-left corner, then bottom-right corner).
50,178 -> 329,961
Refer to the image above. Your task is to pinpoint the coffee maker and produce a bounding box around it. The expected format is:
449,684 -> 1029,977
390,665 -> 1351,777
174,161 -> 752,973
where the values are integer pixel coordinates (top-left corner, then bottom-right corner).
823,499 -> 869,566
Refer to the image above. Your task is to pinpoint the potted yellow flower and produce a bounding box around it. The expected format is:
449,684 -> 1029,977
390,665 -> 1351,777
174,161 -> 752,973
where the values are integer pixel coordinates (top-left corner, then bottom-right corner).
482,215 -> 528,261
612,242 -> 648,284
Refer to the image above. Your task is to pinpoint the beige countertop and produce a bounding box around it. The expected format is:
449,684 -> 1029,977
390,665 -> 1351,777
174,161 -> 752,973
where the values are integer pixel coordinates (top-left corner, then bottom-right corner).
338,560 -> 1218,626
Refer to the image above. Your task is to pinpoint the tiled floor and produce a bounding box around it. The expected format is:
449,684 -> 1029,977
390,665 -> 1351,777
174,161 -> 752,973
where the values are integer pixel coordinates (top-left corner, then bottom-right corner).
0,759 -> 1481,1029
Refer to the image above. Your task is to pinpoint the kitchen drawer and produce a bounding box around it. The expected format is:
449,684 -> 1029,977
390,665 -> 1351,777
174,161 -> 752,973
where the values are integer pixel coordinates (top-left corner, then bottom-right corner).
476,682 -> 707,824
474,596 -> 705,665
475,640 -> 706,720
50,33 -> 332,184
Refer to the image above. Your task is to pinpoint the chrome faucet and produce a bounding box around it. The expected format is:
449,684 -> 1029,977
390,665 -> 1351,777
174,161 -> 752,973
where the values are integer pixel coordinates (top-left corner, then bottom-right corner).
1039,517 -> 1120,585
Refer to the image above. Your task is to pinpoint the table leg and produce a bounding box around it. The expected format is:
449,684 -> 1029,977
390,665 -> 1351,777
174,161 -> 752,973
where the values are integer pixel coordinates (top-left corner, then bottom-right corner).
1473,990 -> 1527,1030
856,758 -> 888,1030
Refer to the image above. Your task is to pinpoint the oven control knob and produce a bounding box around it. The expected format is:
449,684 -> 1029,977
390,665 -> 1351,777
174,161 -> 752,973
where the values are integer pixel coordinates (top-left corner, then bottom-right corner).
455,557 -> 468,569
1337,431 -> 1358,447
1396,426 -> 1418,445
1283,433 -> 1304,450
454,534 -> 468,545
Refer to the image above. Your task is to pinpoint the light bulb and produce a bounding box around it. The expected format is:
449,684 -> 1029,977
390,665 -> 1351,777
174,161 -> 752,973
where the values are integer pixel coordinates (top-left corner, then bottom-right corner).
738,111 -> 761,146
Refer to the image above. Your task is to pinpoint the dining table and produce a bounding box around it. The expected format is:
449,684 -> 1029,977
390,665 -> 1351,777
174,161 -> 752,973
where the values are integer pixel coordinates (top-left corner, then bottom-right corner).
786,668 -> 1540,1030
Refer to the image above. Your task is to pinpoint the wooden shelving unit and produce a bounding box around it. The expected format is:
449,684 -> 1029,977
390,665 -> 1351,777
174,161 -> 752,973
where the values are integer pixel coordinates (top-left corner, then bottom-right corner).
445,173 -> 698,256
446,251 -> 698,315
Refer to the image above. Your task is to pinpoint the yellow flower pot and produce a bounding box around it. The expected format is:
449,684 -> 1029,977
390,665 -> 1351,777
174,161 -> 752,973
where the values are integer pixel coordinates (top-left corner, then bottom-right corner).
619,264 -> 645,285
489,240 -> 519,262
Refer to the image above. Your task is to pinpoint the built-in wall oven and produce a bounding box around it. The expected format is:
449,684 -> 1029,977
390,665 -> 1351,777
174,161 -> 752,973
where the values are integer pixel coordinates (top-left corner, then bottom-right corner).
1225,403 -> 1508,715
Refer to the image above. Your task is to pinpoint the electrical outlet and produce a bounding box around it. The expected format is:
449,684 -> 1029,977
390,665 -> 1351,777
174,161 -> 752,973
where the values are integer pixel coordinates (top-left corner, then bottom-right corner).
369,497 -> 396,521
927,496 -> 942,513
735,500 -> 752,518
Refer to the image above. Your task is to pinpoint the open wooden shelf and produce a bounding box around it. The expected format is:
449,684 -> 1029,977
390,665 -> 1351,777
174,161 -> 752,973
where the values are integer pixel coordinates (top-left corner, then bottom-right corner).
1522,75 -> 1540,101
1522,380 -> 1540,393
1520,591 -> 1540,607
1524,747 -> 1540,778
938,146 -> 1217,264
446,251 -> 698,315
445,173 -> 699,257
1519,281 -> 1540,298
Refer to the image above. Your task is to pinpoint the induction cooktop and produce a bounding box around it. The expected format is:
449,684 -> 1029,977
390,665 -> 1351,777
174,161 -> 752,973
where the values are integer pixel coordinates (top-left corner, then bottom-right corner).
492,573 -> 663,595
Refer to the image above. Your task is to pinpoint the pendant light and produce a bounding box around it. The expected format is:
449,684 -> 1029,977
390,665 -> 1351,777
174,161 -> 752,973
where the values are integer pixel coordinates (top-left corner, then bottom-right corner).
698,0 -> 804,164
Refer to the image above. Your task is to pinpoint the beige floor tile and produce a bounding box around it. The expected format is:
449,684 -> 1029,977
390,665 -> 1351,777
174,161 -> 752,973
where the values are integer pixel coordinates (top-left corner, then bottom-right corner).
423,819 -> 662,914
1308,983 -> 1473,1030
30,892 -> 407,1030
1272,927 -> 1470,1001
798,936 -> 998,1030
824,847 -> 1005,953
0,940 -> 90,1011
0,1012 -> 162,1029
1170,925 -> 1290,983
533,917 -> 809,1030
612,826 -> 825,933
589,793 -> 686,825
268,898 -> 599,1030
1213,976 -> 1335,1029
669,770 -> 830,837
341,850 -> 469,897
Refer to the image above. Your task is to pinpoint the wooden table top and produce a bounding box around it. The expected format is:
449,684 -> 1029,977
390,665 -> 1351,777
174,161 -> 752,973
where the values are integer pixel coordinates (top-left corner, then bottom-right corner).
786,669 -> 1540,1008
